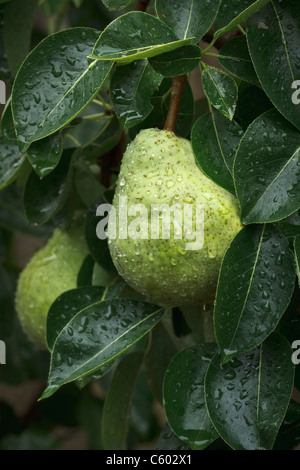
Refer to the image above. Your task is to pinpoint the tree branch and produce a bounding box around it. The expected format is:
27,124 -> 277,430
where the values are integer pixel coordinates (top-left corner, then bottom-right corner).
164,74 -> 187,133
135,0 -> 150,12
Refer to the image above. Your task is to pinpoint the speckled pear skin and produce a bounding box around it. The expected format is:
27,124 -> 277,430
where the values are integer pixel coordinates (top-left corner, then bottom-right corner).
15,226 -> 89,350
108,128 -> 243,307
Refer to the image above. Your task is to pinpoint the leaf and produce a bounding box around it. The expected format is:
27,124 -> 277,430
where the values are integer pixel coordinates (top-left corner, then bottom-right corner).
77,254 -> 95,288
163,343 -> 219,450
40,299 -> 164,399
90,12 -> 194,62
214,0 -> 271,38
274,400 -> 300,450
234,109 -> 300,224
23,150 -> 73,225
1,99 -> 16,141
46,286 -> 106,351
102,351 -> 144,450
12,27 -> 113,152
155,0 -> 222,44
234,82 -> 273,131
3,0 -> 38,77
274,210 -> 300,240
247,0 -> 300,131
110,60 -> 163,129
26,132 -> 63,179
73,159 -> 105,208
148,45 -> 201,78
218,35 -> 259,86
101,0 -> 134,10
0,137 -> 26,189
205,333 -> 294,450
155,424 -> 190,450
201,65 -> 238,120
191,111 -> 243,194
295,235 -> 300,287
214,224 -> 296,363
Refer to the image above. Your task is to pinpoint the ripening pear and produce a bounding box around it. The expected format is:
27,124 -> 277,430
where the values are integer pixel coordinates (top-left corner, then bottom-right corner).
107,128 -> 243,307
15,225 -> 89,350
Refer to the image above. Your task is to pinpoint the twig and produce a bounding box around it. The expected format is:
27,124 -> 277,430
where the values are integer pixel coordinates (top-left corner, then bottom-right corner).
135,0 -> 150,12
164,74 -> 187,133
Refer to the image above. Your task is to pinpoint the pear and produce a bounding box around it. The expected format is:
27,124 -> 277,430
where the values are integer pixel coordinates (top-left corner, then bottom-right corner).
107,128 -> 243,307
15,225 -> 89,350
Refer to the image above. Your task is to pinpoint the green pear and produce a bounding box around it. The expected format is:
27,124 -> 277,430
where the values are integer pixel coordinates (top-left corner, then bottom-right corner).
107,128 -> 243,307
15,225 -> 89,350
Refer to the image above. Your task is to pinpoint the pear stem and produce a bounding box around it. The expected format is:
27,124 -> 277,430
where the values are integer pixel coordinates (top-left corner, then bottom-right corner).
135,0 -> 150,11
164,74 -> 187,133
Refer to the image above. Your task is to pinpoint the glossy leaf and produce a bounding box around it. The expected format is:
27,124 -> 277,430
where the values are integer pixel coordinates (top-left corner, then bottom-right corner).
149,45 -> 201,78
214,224 -> 296,363
274,211 -> 300,240
234,109 -> 300,224
155,0 -> 222,43
77,254 -> 95,288
274,400 -> 300,450
110,60 -> 162,129
155,424 -> 190,450
234,82 -> 273,130
102,351 -> 144,450
1,99 -> 16,141
201,65 -> 238,120
3,0 -> 39,77
101,0 -> 134,10
0,137 -> 26,189
247,1 -> 300,131
295,235 -> 300,287
219,35 -> 259,86
91,12 -> 193,62
191,111 -> 243,193
26,132 -> 63,179
40,299 -> 164,399
23,151 -> 73,225
12,27 -> 113,152
205,333 -> 294,450
214,0 -> 271,38
163,344 -> 219,450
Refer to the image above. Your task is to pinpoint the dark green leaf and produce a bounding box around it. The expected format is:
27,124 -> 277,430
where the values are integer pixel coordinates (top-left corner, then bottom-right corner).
191,111 -> 243,193
73,159 -> 105,208
0,137 -> 26,189
205,333 -> 295,450
90,12 -> 193,62
234,109 -> 300,224
247,0 -> 300,131
155,0 -> 222,44
214,224 -> 296,363
101,0 -> 134,10
163,343 -> 219,450
214,0 -> 271,38
234,82 -> 273,130
201,65 -> 238,120
40,299 -> 164,399
155,424 -> 190,450
295,235 -> 300,287
26,132 -> 63,179
12,27 -> 113,152
218,35 -> 259,86
274,400 -> 300,450
149,45 -> 201,78
110,60 -> 162,129
102,351 -> 144,450
77,254 -> 95,288
1,99 -> 16,141
274,211 -> 300,240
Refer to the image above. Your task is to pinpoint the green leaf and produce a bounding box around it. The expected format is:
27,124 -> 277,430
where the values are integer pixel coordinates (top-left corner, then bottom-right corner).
23,150 -> 73,225
274,400 -> 300,450
218,35 -> 259,86
163,343 -> 219,450
90,12 -> 194,62
149,45 -> 201,78
12,27 -> 113,152
201,65 -> 238,120
110,60 -> 163,129
247,0 -> 300,131
214,0 -> 271,38
73,159 -> 105,208
77,254 -> 95,288
191,111 -> 243,194
214,224 -> 296,363
26,132 -> 63,179
40,299 -> 164,399
46,286 -> 106,351
234,82 -> 273,131
1,99 -> 16,141
102,351 -> 144,450
205,333 -> 294,450
155,424 -> 190,450
234,109 -> 300,224
295,235 -> 300,287
0,137 -> 26,189
3,0 -> 39,77
101,0 -> 134,10
155,0 -> 222,44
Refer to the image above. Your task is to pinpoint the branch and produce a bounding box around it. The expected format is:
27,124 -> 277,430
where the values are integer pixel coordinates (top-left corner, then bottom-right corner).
164,74 -> 187,133
135,0 -> 150,12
